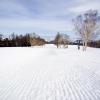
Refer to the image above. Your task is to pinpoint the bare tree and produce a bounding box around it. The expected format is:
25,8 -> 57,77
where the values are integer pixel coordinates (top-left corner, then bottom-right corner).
54,32 -> 62,48
29,33 -> 46,46
73,10 -> 100,51
54,33 -> 69,48
61,34 -> 69,48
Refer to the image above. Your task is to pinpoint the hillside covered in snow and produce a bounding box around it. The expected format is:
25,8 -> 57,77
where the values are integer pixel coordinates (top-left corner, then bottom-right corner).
0,44 -> 100,100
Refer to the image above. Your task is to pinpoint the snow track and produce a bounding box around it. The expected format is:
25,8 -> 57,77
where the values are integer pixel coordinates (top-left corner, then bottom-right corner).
0,45 -> 100,100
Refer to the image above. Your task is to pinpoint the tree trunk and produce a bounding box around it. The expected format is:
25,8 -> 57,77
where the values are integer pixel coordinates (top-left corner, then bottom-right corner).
83,39 -> 87,51
83,38 -> 85,51
84,39 -> 87,51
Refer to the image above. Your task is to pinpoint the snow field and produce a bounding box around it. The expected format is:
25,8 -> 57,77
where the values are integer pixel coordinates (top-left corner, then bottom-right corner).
0,44 -> 100,100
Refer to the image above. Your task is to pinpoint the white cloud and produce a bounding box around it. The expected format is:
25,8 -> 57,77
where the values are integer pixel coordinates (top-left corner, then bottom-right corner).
0,0 -> 29,18
0,19 -> 72,32
68,0 -> 100,14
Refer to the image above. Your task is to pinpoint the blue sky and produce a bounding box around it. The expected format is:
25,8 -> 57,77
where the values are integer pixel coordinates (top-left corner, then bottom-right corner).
0,0 -> 100,40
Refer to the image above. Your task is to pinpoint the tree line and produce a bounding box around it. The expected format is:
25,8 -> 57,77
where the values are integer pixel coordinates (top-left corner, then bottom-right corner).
0,33 -> 46,47
0,32 -> 100,48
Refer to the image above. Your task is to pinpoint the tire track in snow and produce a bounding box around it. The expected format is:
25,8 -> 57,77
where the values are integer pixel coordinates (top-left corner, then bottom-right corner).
10,80 -> 26,100
0,67 -> 100,100
24,73 -> 38,100
77,65 -> 100,100
19,73 -> 36,100
0,80 -> 19,100
78,80 -> 99,100
18,72 -> 38,100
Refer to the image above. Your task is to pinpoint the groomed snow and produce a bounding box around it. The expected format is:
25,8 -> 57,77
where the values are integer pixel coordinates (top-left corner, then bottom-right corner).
0,44 -> 100,100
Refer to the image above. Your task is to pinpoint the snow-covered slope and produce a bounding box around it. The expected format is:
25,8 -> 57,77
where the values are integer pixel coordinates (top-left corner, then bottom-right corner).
0,44 -> 100,100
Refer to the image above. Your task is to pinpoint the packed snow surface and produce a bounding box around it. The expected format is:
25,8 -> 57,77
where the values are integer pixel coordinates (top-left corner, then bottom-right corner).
0,44 -> 100,100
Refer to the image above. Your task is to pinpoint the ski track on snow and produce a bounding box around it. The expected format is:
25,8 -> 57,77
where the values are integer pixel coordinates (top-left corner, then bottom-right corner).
0,45 -> 100,100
